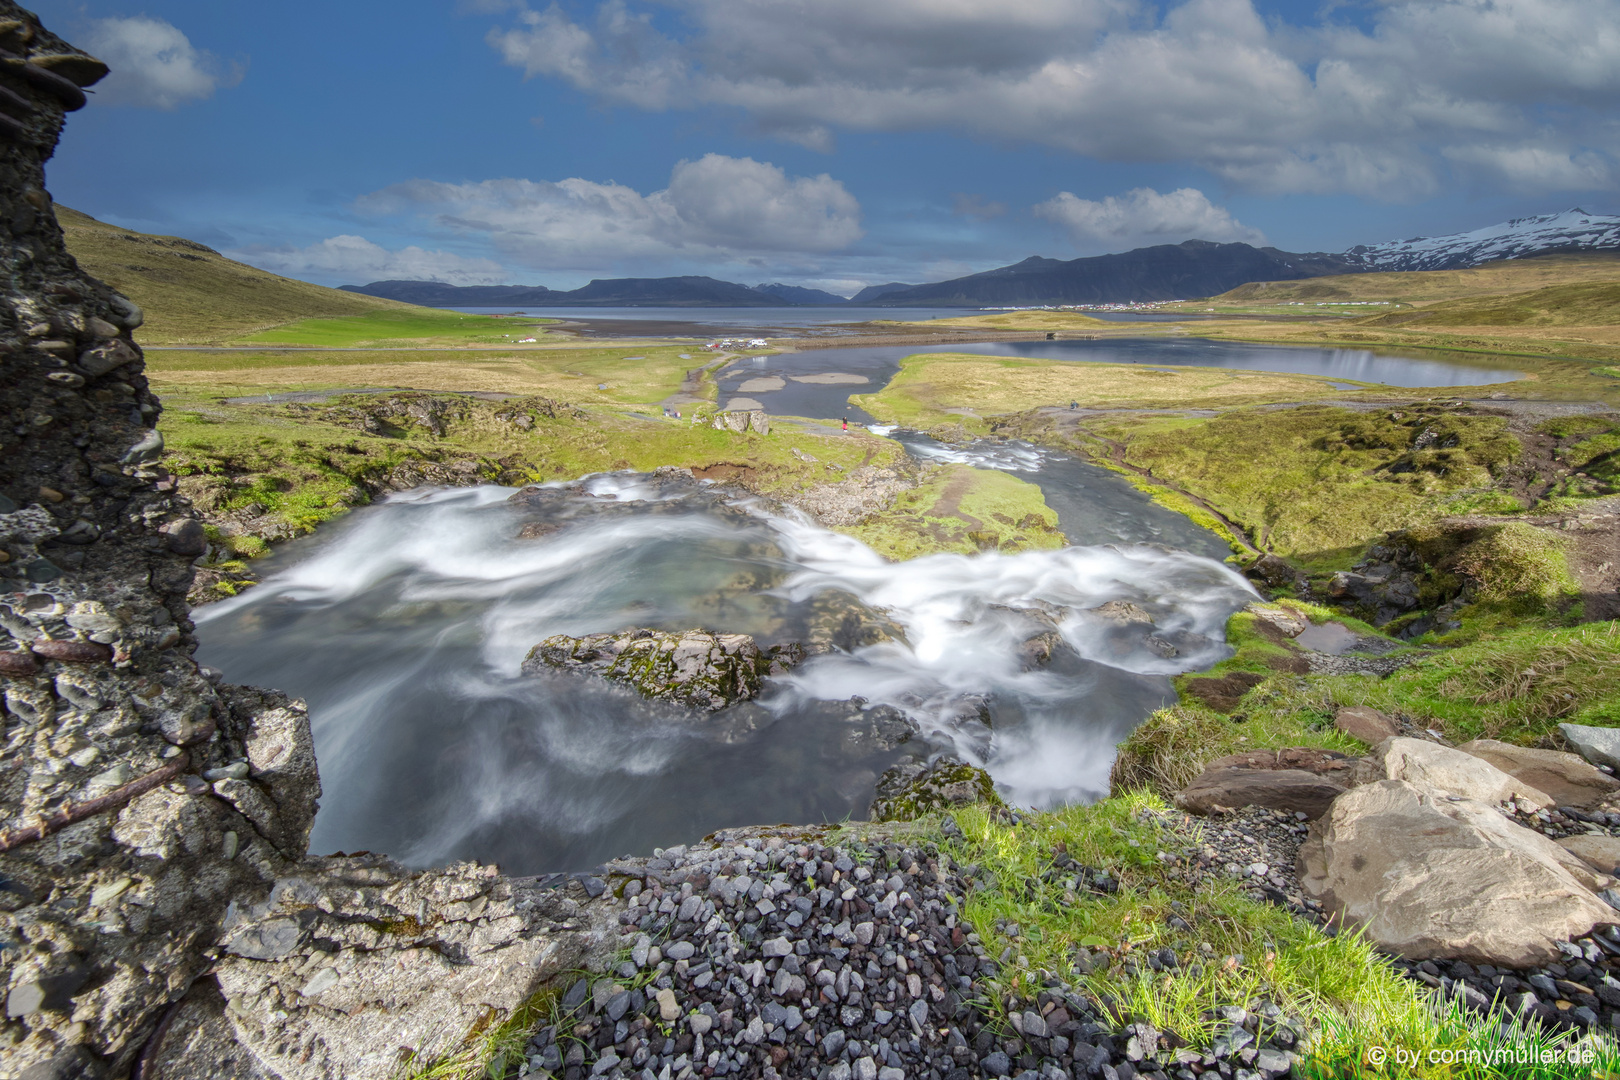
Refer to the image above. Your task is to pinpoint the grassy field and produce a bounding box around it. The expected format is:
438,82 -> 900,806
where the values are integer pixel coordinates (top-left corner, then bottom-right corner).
56,206 -> 430,343
1049,405 -> 1526,564
235,308 -> 555,347
1206,253 -> 1620,306
849,353 -> 1355,430
146,344 -> 718,407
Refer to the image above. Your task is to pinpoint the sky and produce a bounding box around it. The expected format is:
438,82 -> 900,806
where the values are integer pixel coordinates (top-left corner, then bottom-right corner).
27,0 -> 1620,296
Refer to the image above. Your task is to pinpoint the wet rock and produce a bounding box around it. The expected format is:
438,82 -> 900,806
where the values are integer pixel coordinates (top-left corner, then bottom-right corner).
523,628 -> 804,712
1245,554 -> 1303,591
1457,738 -> 1620,809
869,755 -> 1001,821
1299,780 -> 1618,965
162,518 -> 209,556
1334,705 -> 1398,746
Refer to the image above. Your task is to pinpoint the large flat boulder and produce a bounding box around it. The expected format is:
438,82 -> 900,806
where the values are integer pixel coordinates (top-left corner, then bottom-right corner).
1175,769 -> 1347,820
1298,780 -> 1617,966
1560,723 -> 1620,772
1458,738 -> 1620,809
1355,737 -> 1553,807
523,628 -> 803,712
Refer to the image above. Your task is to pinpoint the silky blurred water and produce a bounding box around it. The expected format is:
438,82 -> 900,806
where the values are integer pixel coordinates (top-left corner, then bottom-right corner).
195,472 -> 1254,874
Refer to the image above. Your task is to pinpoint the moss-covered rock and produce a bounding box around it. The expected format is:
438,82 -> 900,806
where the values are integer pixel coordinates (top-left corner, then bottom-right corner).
522,628 -> 803,712
869,755 -> 1003,822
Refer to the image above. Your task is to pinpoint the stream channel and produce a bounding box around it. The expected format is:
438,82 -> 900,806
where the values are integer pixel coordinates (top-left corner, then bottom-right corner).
194,337 -> 1521,876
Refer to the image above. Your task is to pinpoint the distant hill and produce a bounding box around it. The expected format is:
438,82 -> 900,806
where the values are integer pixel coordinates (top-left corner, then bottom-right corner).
1344,209 -> 1620,273
58,206 -> 411,343
1217,252 -> 1620,305
850,282 -> 917,303
337,280 -> 559,306
752,282 -> 850,304
343,276 -> 854,307
866,242 -> 1358,306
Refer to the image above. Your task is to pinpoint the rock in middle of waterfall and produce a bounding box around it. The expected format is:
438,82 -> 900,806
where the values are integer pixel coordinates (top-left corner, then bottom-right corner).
522,628 -> 804,711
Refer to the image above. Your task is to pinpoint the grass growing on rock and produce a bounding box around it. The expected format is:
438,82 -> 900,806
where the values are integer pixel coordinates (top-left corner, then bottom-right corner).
845,465 -> 1066,558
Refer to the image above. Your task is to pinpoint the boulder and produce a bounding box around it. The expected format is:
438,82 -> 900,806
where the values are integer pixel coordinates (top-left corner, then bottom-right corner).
1175,747 -> 1356,819
1175,769 -> 1347,820
1245,603 -> 1307,637
1559,723 -> 1620,773
1204,747 -> 1357,778
1356,737 -> 1552,807
1298,780 -> 1618,965
869,756 -> 1001,822
523,628 -> 804,712
1457,739 -> 1620,809
1334,706 -> 1399,746
1559,835 -> 1620,876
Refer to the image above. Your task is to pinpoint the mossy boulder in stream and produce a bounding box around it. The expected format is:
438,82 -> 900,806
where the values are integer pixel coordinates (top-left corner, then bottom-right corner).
869,755 -> 1003,822
523,628 -> 804,711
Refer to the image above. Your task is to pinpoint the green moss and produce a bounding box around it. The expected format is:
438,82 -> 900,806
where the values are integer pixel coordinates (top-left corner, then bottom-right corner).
846,465 -> 1065,560
1448,522 -> 1579,612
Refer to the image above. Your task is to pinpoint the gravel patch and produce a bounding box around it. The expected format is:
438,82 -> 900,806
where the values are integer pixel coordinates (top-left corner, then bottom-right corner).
511,824 -> 1305,1080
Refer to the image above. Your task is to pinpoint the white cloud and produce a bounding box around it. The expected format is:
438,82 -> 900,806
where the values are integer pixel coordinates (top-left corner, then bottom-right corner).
229,236 -> 509,286
357,154 -> 862,271
479,0 -> 1620,199
82,16 -> 242,110
1035,187 -> 1266,252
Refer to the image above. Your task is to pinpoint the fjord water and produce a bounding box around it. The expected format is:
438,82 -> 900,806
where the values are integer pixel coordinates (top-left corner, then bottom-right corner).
717,337 -> 1523,421
195,475 -> 1254,875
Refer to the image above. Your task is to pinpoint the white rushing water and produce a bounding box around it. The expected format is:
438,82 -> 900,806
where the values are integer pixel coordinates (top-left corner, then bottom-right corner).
197,476 -> 1254,872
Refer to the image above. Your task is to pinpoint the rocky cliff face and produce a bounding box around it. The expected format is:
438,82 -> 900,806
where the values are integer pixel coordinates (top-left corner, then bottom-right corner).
0,7 -> 622,1078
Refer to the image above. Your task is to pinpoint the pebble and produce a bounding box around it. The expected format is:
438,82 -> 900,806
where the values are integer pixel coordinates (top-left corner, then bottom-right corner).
517,828 -> 1311,1080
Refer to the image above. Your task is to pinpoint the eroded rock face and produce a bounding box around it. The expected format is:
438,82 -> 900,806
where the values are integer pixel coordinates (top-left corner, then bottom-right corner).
869,755 -> 1001,822
1299,780 -> 1618,966
208,858 -> 619,1080
1457,738 -> 1620,810
523,629 -> 803,712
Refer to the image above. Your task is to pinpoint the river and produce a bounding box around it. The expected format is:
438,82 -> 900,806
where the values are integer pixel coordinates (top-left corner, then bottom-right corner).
192,336 -> 1520,875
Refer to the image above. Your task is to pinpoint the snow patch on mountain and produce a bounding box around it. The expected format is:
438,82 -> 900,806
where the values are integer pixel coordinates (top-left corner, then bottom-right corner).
1346,209 -> 1620,272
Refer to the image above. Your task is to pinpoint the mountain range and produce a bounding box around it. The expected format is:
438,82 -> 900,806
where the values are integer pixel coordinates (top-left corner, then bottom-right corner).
342,208 -> 1620,309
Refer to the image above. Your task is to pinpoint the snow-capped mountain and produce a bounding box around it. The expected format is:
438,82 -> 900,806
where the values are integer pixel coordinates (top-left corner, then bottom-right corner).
1344,209 -> 1620,272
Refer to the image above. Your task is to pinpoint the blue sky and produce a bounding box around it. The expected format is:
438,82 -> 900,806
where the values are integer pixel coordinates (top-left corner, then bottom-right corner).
30,0 -> 1620,296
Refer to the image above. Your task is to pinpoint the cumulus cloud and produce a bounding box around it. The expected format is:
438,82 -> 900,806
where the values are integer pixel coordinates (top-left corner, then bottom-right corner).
82,16 -> 243,110
1035,187 -> 1265,252
478,0 -> 1620,199
229,236 -> 508,286
357,154 -> 862,271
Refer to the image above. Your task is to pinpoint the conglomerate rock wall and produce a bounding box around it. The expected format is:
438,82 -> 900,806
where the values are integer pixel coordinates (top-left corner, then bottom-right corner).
0,6 -> 620,1078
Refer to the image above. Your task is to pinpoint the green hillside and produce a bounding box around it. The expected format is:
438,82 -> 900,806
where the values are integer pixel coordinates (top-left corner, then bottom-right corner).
1212,252 -> 1620,306
56,205 -> 417,343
